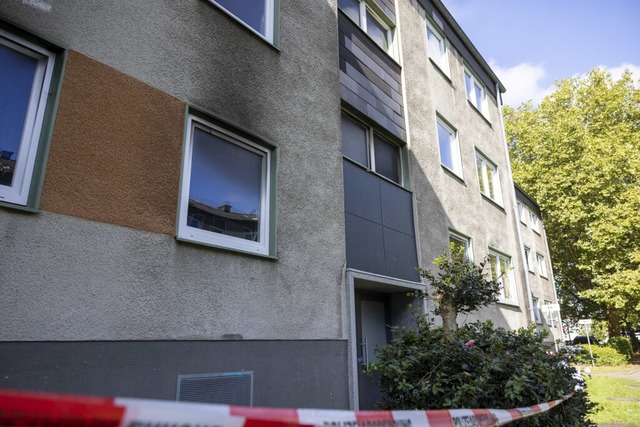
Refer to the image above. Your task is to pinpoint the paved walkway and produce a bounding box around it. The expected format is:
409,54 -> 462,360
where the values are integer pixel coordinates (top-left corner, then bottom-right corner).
588,367 -> 640,383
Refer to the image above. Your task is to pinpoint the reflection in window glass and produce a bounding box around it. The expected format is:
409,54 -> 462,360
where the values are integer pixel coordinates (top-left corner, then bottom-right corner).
341,114 -> 368,166
437,119 -> 461,175
366,11 -> 388,51
188,128 -> 264,242
373,135 -> 399,183
0,43 -> 37,188
338,0 -> 360,23
214,0 -> 270,39
490,252 -> 515,302
426,24 -> 448,73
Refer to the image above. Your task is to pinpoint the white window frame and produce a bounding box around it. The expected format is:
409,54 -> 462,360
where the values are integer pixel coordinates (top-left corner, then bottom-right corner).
464,67 -> 490,119
210,0 -> 276,44
0,30 -> 55,206
529,210 -> 540,233
532,296 -> 542,324
536,253 -> 548,278
449,230 -> 473,261
489,250 -> 517,304
436,116 -> 463,178
524,246 -> 534,272
517,201 -> 526,224
177,115 -> 271,255
339,0 -> 396,58
425,18 -> 449,76
475,151 -> 502,204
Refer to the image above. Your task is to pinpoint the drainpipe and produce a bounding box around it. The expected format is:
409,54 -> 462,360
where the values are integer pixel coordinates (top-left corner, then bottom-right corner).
496,85 -> 536,324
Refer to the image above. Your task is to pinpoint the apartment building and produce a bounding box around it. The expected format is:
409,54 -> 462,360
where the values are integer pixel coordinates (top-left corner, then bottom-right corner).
0,0 -> 560,410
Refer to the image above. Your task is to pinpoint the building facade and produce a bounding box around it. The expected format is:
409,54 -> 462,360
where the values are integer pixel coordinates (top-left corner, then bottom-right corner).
0,0 -> 560,410
515,184 -> 563,348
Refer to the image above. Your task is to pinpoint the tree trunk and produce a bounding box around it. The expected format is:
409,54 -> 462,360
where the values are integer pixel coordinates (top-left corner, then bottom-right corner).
628,323 -> 640,352
439,300 -> 458,334
606,307 -> 621,337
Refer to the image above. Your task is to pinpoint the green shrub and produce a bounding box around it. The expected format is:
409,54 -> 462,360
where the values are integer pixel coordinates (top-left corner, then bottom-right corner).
578,344 -> 628,366
370,318 -> 597,426
607,336 -> 633,361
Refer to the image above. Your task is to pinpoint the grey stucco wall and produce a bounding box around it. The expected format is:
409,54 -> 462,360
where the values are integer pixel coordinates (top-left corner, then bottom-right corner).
0,210 -> 345,341
0,340 -> 350,409
0,1 -> 347,341
398,0 -> 529,330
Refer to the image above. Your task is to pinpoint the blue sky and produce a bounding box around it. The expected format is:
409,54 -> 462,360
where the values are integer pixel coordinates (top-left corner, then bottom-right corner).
442,0 -> 640,106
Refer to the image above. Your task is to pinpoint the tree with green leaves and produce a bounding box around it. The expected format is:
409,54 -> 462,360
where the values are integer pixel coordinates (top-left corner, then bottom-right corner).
417,248 -> 501,333
504,68 -> 640,337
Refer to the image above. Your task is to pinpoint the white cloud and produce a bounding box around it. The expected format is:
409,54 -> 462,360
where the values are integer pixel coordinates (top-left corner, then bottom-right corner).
596,63 -> 640,85
489,61 -> 555,107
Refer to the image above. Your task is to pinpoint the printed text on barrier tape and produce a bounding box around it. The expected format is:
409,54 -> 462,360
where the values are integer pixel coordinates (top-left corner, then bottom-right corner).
0,389 -> 573,427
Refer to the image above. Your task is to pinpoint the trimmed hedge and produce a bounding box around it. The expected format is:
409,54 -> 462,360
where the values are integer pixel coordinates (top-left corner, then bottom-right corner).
577,344 -> 628,366
607,336 -> 633,361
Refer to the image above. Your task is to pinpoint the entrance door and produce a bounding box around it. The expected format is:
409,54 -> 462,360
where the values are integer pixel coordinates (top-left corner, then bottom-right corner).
355,293 -> 390,409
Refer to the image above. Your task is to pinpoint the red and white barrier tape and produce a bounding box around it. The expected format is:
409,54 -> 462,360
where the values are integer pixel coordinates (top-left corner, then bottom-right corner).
0,389 -> 572,427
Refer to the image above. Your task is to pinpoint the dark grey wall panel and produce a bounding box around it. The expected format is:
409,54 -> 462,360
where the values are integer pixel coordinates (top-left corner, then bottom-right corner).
344,160 -> 418,281
340,85 -> 405,140
345,213 -> 387,276
383,228 -> 420,281
344,159 -> 383,223
338,12 -> 405,141
0,340 -> 349,409
380,179 -> 415,236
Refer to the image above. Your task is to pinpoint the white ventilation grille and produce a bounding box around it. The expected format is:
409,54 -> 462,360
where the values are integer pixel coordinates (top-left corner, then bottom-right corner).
176,371 -> 254,406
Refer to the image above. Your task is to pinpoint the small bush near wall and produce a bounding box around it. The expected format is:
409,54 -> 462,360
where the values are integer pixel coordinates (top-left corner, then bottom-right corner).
370,318 -> 597,426
607,337 -> 633,361
579,345 -> 628,366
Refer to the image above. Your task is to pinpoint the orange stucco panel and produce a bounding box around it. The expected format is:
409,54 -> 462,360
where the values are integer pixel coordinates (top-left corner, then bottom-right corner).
41,50 -> 186,235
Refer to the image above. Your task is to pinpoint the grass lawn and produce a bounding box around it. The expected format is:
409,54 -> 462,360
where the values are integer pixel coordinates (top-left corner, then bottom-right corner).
585,374 -> 640,426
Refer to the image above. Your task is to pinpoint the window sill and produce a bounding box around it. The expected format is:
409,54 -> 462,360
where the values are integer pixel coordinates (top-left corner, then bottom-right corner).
480,193 -> 505,213
429,58 -> 452,84
176,235 -> 278,260
466,99 -> 492,126
497,299 -> 521,308
528,270 -> 536,275
0,201 -> 40,213
207,0 -> 281,51
441,164 -> 465,184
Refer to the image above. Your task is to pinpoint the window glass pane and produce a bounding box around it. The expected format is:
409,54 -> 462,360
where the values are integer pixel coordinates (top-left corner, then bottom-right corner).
339,0 -> 360,23
476,156 -> 484,193
449,235 -> 468,260
485,163 -> 494,198
341,114 -> 368,166
214,0 -> 268,37
437,122 -> 454,171
188,128 -> 263,242
427,28 -> 442,60
489,255 -> 498,280
464,72 -> 473,99
373,135 -> 399,183
0,43 -> 37,188
366,11 -> 388,51
474,82 -> 483,109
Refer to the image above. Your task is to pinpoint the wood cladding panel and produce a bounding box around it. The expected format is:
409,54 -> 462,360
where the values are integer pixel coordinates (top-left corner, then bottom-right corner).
372,0 -> 396,22
338,12 -> 405,141
41,50 -> 186,235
